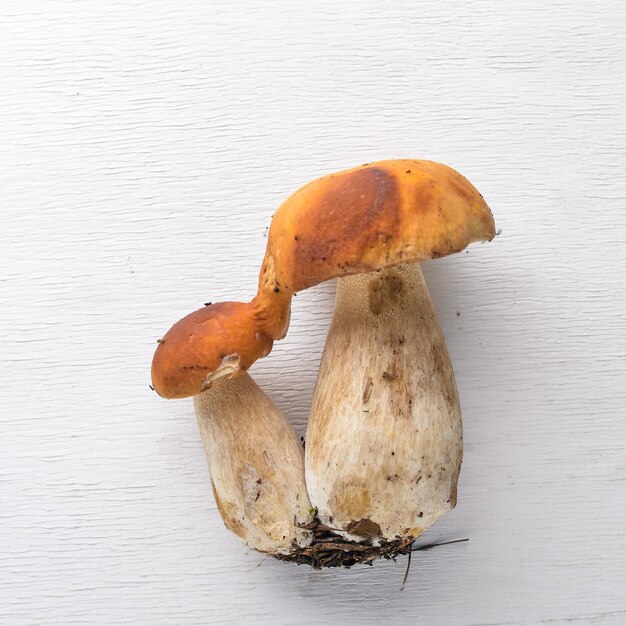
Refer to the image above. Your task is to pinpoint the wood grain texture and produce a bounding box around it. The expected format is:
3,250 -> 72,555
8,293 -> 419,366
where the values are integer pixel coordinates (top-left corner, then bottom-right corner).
1,1 -> 625,624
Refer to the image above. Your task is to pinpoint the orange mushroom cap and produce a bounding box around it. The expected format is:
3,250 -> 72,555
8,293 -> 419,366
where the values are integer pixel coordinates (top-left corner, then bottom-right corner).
259,159 -> 495,295
151,302 -> 274,399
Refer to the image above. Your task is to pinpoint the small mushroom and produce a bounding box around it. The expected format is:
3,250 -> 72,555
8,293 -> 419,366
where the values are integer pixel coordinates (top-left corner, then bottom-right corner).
151,304 -> 312,557
152,302 -> 282,400
262,159 -> 495,545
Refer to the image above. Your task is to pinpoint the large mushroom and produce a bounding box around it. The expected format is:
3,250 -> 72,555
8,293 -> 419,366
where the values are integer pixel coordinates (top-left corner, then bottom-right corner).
261,159 -> 495,558
152,304 -> 313,557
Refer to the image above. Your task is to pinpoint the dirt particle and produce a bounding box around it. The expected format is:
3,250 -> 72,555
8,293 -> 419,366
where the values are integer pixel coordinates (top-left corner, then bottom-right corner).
449,481 -> 458,507
346,518 -> 382,539
362,376 -> 373,403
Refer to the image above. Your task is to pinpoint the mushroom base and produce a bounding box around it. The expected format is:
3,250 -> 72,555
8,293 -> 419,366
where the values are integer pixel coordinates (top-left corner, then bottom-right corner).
272,518 -> 414,569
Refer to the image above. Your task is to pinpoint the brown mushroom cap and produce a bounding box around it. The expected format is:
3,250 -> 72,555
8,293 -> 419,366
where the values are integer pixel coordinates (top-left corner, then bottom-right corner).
259,159 -> 495,294
151,302 -> 274,399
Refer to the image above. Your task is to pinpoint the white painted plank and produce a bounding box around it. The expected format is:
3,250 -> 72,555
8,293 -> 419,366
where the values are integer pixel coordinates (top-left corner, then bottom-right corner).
1,1 -> 625,624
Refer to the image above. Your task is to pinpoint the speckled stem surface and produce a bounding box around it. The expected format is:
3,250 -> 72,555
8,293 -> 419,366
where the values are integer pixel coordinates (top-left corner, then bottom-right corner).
305,264 -> 462,543
194,373 -> 312,555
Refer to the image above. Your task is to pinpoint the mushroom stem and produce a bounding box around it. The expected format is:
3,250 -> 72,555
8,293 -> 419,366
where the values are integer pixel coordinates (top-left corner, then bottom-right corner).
194,372 -> 312,555
305,264 -> 462,544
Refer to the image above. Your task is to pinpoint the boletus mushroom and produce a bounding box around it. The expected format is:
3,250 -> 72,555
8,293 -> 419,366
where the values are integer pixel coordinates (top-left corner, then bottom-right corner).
261,159 -> 495,563
152,304 -> 313,557
151,159 -> 495,568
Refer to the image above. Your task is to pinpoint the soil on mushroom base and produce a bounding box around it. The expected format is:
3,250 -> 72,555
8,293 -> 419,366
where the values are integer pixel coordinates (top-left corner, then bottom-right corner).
273,517 -> 414,569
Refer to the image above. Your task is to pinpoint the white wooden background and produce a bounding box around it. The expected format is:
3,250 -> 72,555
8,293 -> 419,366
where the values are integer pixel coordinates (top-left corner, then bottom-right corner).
2,1 -> 625,624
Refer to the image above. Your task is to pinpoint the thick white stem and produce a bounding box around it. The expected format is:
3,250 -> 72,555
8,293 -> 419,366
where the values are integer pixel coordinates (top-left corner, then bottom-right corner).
194,372 -> 312,555
305,265 -> 462,543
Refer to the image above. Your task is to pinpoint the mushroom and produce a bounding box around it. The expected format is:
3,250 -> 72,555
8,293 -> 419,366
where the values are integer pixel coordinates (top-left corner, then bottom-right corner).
152,304 -> 312,557
152,158 -> 494,566
260,159 -> 495,555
